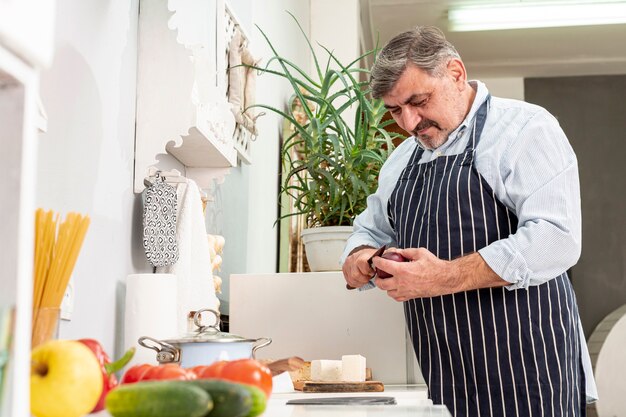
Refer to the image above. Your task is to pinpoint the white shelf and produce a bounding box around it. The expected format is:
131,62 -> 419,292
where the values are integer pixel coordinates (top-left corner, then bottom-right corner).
133,0 -> 251,193
164,107 -> 238,169
166,129 -> 236,167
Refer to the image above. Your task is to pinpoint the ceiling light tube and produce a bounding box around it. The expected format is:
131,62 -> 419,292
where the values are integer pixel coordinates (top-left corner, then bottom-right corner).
449,2 -> 626,31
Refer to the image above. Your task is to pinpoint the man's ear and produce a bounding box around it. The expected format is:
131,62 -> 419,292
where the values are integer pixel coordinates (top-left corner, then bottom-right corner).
447,58 -> 467,87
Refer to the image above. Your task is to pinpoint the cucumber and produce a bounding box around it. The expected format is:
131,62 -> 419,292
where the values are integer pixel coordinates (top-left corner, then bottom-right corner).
239,384 -> 267,417
105,381 -> 213,417
186,379 -> 253,417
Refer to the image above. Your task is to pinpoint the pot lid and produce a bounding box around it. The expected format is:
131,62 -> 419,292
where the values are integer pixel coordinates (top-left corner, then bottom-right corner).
163,308 -> 257,344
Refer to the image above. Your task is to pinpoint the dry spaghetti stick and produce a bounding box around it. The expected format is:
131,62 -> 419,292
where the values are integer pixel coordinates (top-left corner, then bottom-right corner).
44,212 -> 58,298
53,215 -> 90,306
44,216 -> 71,307
51,215 -> 74,306
47,214 -> 72,307
32,209 -> 56,336
33,209 -> 45,311
51,214 -> 84,306
33,210 -> 56,311
41,218 -> 58,307
43,212 -> 59,305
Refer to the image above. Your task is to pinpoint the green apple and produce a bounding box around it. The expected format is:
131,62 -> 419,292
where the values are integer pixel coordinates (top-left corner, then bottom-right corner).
31,339 -> 103,417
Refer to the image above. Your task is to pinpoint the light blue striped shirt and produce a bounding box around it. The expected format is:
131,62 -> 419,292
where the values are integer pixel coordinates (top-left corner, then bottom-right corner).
343,80 -> 582,290
341,80 -> 597,401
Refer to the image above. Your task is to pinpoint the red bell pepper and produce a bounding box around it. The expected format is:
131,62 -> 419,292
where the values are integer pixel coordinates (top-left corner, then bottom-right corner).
78,339 -> 135,413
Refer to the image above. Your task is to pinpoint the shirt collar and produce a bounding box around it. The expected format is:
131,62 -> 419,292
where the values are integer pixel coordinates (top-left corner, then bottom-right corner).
413,80 -> 490,152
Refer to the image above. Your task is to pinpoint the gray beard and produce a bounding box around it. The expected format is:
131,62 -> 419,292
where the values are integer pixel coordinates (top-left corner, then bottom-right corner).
414,134 -> 450,150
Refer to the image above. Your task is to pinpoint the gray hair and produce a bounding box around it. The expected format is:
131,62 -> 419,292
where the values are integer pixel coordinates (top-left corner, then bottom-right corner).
370,26 -> 461,99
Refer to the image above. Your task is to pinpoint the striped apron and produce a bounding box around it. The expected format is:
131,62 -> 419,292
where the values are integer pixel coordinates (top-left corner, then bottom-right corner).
388,98 -> 587,417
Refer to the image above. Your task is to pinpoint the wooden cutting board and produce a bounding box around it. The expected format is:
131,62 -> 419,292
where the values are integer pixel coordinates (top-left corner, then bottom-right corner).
289,361 -> 375,391
301,380 -> 384,393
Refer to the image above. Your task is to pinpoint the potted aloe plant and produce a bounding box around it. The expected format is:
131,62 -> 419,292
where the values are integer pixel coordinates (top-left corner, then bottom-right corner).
249,14 -> 402,271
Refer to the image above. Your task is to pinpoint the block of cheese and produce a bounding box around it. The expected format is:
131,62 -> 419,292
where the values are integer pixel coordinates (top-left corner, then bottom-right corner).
310,360 -> 342,382
341,354 -> 366,382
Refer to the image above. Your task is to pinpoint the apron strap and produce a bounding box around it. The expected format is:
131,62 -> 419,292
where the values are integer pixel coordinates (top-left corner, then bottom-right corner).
465,95 -> 491,152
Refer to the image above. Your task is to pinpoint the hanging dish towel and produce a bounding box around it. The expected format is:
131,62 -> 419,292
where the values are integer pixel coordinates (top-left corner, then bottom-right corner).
142,174 -> 179,268
157,179 -> 219,334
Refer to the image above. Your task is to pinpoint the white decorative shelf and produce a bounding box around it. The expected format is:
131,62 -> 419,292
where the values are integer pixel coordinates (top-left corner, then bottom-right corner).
134,0 -> 252,192
166,127 -> 236,168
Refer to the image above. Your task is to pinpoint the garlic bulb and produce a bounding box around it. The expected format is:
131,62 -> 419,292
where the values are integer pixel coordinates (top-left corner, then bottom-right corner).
212,254 -> 223,271
208,244 -> 216,261
214,235 -> 225,255
213,275 -> 222,294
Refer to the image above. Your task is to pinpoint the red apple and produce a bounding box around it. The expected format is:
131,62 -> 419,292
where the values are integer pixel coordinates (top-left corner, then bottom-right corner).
376,251 -> 408,278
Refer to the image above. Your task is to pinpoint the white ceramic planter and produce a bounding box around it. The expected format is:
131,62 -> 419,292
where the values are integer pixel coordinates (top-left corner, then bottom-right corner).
300,226 -> 353,272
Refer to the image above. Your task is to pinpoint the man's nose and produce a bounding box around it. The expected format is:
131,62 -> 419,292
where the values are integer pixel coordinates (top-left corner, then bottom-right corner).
399,109 -> 421,133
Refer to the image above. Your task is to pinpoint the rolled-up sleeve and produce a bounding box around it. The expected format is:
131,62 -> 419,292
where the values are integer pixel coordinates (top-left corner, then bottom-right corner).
479,110 -> 582,289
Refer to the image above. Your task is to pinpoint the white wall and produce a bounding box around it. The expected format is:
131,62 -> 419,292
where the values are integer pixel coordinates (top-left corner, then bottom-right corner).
35,0 -> 313,348
308,0 -> 361,133
217,0 -> 311,313
480,77 -> 525,100
36,0 -> 144,356
311,0 -> 359,65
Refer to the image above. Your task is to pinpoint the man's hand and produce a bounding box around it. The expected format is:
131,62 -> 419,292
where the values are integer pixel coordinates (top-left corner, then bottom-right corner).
342,246 -> 378,289
371,248 -> 508,301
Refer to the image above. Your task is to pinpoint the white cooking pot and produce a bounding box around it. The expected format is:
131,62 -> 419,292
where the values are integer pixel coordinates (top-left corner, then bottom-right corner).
138,308 -> 271,367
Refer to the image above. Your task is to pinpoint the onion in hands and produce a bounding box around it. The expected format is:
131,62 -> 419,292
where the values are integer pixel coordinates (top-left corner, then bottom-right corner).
376,252 -> 408,278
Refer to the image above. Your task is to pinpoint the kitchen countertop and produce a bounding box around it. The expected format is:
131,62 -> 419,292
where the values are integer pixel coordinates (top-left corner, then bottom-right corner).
271,384 -> 431,404
264,385 -> 452,417
262,404 -> 451,417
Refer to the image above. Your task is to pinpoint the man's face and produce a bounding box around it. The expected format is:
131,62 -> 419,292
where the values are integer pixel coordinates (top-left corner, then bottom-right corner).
383,62 -> 469,150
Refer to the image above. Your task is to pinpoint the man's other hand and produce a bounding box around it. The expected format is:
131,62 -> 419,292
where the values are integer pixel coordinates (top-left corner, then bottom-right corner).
342,246 -> 378,289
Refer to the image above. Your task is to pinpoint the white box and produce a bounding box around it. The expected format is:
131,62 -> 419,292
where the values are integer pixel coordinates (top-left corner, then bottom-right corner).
229,272 -> 411,384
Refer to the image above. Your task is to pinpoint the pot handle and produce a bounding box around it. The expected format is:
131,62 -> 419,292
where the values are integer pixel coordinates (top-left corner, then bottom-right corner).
251,337 -> 272,358
138,336 -> 180,364
193,308 -> 221,332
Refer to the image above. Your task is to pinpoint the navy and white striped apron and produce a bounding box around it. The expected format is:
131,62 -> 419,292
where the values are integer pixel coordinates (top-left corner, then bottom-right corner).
388,98 -> 586,417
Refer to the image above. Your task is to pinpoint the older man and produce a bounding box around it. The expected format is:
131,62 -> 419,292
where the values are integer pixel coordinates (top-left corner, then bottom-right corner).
342,26 -> 596,417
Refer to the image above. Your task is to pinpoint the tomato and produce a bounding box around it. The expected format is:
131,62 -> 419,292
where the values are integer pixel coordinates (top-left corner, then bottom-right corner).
190,360 -> 228,379
120,364 -> 153,384
219,359 -> 273,398
189,365 -> 210,379
142,364 -> 195,381
188,359 -> 273,397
